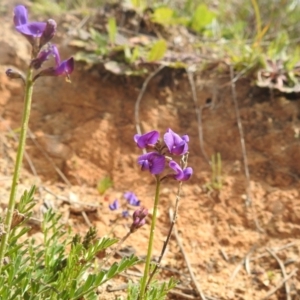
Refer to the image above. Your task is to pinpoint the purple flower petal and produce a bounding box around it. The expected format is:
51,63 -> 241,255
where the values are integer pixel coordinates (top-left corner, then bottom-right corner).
109,199 -> 119,211
124,192 -> 140,206
13,5 -> 47,45
37,45 -> 74,77
30,48 -> 52,69
51,45 -> 61,66
137,152 -> 165,175
13,5 -> 28,26
134,131 -> 159,149
164,128 -> 189,155
35,56 -> 74,79
15,22 -> 46,37
169,160 -> 193,181
54,57 -> 74,76
182,167 -> 193,181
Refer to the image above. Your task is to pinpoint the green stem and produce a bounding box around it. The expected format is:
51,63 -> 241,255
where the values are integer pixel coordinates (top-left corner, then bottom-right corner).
139,176 -> 161,300
0,68 -> 34,273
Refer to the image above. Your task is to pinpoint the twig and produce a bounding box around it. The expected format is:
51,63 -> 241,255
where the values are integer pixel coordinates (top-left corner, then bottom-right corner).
266,248 -> 291,300
168,290 -> 199,300
81,211 -> 92,227
230,247 -> 256,280
262,268 -> 297,300
106,283 -> 128,292
134,65 -> 164,143
228,65 -> 251,205
219,247 -> 229,262
170,208 -> 207,300
228,64 -> 264,233
186,70 -> 210,165
41,186 -> 100,208
146,180 -> 183,287
251,243 -> 295,261
169,290 -> 219,300
245,251 -> 252,275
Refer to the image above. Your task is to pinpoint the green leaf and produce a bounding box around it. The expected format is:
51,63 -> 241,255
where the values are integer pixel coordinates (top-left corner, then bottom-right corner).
74,275 -> 95,297
89,28 -> 107,49
130,0 -> 146,10
147,40 -> 167,62
97,176 -> 113,195
107,17 -> 117,45
107,263 -> 119,278
17,186 -> 36,213
151,7 -> 175,25
190,4 -> 216,32
74,52 -> 101,65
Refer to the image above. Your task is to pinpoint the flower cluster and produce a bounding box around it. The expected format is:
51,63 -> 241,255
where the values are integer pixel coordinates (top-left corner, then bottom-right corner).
7,5 -> 74,81
109,191 -> 147,231
134,128 -> 193,181
108,191 -> 141,217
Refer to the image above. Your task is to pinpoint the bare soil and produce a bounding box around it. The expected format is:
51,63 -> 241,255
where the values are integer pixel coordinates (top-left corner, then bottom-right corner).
1,4 -> 300,300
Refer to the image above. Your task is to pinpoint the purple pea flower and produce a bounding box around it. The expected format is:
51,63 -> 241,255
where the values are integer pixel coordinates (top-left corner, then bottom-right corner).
35,45 -> 74,79
14,5 -> 47,46
137,152 -> 165,175
122,210 -> 130,218
130,207 -> 148,233
169,160 -> 193,181
109,199 -> 119,211
164,128 -> 189,155
134,131 -> 159,149
124,192 -> 140,206
30,48 -> 53,69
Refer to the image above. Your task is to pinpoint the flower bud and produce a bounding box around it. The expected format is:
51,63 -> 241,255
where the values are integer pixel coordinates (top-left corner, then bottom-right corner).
30,48 -> 52,69
130,207 -> 148,233
40,19 -> 57,47
6,69 -> 24,81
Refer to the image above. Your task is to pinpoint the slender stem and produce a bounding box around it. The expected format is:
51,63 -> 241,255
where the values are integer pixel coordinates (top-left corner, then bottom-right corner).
139,176 -> 161,300
147,181 -> 183,286
0,68 -> 34,272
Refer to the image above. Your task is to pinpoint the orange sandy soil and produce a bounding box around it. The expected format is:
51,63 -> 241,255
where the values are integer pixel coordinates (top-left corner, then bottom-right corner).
1,3 -> 300,300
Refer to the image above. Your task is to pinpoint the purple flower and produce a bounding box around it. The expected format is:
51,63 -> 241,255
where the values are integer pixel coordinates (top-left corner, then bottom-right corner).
109,199 -> 119,211
137,152 -> 165,175
122,210 -> 130,218
130,207 -> 148,232
14,5 -> 47,44
164,128 -> 189,155
40,19 -> 57,47
35,45 -> 74,79
124,192 -> 140,206
30,48 -> 52,69
134,131 -> 159,149
169,160 -> 193,181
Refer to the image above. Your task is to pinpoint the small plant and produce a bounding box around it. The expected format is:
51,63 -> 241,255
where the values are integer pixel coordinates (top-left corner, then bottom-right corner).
132,129 -> 193,299
205,152 -> 222,191
1,4 -> 74,273
0,186 -> 140,299
0,5 -> 142,299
